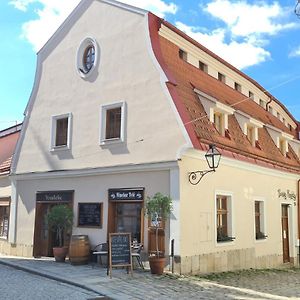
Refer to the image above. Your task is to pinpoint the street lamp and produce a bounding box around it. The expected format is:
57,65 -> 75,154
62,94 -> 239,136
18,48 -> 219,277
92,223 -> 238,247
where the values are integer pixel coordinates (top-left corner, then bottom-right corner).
189,144 -> 221,185
295,0 -> 300,18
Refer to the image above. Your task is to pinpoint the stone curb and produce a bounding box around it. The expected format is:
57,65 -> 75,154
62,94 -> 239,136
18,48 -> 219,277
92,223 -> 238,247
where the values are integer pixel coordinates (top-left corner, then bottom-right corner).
0,259 -> 104,298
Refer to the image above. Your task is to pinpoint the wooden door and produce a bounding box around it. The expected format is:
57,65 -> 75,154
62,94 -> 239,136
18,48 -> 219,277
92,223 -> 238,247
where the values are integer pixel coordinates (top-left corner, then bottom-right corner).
281,205 -> 290,263
33,203 -> 53,257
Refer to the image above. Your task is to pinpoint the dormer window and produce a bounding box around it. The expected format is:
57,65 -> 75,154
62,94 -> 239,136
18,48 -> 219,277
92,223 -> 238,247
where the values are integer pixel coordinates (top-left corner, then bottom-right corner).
259,99 -> 266,109
279,138 -> 287,156
247,125 -> 256,146
234,82 -> 241,92
249,91 -> 254,100
214,112 -> 225,135
199,61 -> 208,73
179,49 -> 187,61
268,106 -> 273,114
218,72 -> 225,83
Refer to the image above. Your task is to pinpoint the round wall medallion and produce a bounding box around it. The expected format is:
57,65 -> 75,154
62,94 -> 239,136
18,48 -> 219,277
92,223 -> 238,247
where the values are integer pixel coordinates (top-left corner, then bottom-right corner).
76,37 -> 99,78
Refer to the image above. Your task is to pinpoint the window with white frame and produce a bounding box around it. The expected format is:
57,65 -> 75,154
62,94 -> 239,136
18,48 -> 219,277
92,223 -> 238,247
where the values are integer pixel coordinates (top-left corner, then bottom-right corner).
279,138 -> 288,156
214,112 -> 225,135
216,195 -> 233,242
51,113 -> 72,150
100,102 -> 126,145
255,200 -> 266,240
247,125 -> 256,146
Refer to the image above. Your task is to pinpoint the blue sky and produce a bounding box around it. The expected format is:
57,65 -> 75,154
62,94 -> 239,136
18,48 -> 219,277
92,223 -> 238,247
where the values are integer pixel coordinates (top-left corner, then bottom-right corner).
0,0 -> 299,130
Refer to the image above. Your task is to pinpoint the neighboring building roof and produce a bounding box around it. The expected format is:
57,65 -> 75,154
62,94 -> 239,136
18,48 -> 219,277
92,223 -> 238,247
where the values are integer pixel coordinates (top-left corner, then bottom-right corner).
149,13 -> 300,174
0,124 -> 21,175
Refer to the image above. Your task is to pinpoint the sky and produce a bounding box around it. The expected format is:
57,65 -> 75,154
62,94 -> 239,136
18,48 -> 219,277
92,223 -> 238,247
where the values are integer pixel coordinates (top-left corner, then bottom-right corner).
0,0 -> 299,130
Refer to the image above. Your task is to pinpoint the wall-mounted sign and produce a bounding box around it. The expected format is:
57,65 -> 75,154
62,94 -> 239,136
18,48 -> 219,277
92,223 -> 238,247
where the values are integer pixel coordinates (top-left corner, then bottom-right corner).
108,188 -> 144,201
78,202 -> 103,227
36,190 -> 74,203
278,189 -> 296,201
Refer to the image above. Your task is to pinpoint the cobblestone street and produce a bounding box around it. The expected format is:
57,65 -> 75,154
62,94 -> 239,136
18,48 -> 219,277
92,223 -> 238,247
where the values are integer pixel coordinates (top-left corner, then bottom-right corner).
0,264 -> 101,300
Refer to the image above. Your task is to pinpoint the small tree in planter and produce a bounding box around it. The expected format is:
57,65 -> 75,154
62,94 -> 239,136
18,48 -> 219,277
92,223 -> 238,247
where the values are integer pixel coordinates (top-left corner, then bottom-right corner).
145,192 -> 172,275
46,205 -> 73,262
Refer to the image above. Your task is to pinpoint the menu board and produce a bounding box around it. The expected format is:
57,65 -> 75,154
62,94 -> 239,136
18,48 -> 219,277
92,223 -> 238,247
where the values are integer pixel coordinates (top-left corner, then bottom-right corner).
78,202 -> 102,227
108,233 -> 132,278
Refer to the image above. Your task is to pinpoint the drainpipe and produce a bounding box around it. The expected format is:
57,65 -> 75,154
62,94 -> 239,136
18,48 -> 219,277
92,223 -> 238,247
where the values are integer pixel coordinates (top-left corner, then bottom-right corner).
266,97 -> 273,112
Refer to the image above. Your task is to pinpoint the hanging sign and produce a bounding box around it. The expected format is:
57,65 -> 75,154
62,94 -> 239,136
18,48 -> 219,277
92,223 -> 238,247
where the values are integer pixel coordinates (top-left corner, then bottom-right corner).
108,188 -> 144,201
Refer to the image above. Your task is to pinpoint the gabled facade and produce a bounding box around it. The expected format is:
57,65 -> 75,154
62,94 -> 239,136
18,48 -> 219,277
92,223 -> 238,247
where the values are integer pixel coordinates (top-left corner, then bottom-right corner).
6,0 -> 300,274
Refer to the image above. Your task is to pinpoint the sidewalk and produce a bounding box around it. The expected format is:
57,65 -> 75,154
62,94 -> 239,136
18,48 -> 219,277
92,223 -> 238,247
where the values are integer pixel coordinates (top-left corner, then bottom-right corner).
0,254 -> 297,300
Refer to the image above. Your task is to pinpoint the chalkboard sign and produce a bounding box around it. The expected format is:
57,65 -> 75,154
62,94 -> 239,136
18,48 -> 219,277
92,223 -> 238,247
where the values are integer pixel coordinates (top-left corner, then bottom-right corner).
78,202 -> 102,227
108,233 -> 132,278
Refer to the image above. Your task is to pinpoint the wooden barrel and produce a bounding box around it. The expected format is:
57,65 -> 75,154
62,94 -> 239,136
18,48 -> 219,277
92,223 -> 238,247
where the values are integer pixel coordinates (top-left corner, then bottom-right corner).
69,235 -> 90,265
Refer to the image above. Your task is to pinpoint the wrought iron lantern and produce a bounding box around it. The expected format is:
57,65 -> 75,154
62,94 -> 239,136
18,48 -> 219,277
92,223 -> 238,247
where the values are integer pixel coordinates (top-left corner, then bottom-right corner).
295,0 -> 300,18
189,144 -> 221,185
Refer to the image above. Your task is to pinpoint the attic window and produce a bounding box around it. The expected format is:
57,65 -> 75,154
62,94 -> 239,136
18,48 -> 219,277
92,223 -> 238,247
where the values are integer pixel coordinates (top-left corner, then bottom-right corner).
76,37 -> 99,79
259,99 -> 266,109
214,112 -> 225,136
279,138 -> 287,156
247,125 -> 256,146
199,61 -> 208,73
179,49 -> 187,61
218,72 -> 225,83
234,82 -> 241,92
268,106 -> 273,114
249,91 -> 254,100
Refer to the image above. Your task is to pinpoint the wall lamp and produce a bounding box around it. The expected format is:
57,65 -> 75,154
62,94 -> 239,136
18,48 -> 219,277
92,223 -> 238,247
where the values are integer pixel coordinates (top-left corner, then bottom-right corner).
296,0 -> 300,18
189,144 -> 221,185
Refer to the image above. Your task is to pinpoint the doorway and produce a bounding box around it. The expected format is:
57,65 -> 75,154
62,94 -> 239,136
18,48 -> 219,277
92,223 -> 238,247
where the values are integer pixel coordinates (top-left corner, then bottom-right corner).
281,204 -> 290,263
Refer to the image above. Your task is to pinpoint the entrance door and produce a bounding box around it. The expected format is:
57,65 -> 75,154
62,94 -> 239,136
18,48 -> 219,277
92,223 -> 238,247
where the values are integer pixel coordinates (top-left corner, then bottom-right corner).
108,202 -> 143,243
33,203 -> 54,257
281,204 -> 290,263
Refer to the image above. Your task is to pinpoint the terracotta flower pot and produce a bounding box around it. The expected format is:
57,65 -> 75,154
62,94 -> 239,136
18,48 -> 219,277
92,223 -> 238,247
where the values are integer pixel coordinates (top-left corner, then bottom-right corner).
53,247 -> 68,262
149,256 -> 165,275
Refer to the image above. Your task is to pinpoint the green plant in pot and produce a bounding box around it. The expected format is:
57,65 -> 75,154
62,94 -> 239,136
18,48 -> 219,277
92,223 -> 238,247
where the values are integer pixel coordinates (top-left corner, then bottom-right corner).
46,205 -> 73,262
145,192 -> 172,275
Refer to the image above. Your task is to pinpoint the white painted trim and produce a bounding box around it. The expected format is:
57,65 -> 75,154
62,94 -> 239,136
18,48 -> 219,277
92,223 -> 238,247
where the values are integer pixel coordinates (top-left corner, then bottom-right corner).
169,167 -> 180,256
144,15 -> 193,157
76,37 -> 99,79
214,190 -> 235,247
253,197 -> 267,244
100,0 -> 147,15
10,161 -> 178,181
99,101 -> 126,145
8,179 -> 17,244
50,113 -> 72,151
183,148 -> 300,180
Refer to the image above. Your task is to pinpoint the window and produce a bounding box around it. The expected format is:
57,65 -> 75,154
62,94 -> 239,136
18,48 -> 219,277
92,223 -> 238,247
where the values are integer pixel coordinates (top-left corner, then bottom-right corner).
100,102 -> 126,145
249,91 -> 254,99
218,72 -> 225,83
0,202 -> 10,239
234,82 -> 241,92
83,45 -> 95,73
259,99 -> 266,109
76,37 -> 99,78
279,138 -> 287,156
51,113 -> 72,150
247,125 -> 255,146
277,112 -> 281,119
179,49 -> 187,61
199,61 -> 208,73
214,112 -> 225,135
255,201 -> 266,240
268,106 -> 273,114
106,107 -> 121,139
216,195 -> 233,242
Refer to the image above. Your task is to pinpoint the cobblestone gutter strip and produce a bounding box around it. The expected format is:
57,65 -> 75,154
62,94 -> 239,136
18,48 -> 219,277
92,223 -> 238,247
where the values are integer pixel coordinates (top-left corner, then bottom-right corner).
189,278 -> 291,300
0,259 -> 104,297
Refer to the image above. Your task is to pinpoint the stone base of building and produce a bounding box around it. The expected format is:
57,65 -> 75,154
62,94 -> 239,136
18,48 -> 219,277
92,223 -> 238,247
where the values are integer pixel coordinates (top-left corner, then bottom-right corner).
174,248 -> 295,275
0,240 -> 33,257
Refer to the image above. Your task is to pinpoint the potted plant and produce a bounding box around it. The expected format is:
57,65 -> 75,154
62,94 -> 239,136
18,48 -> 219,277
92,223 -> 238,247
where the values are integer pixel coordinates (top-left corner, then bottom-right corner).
46,205 -> 74,262
145,192 -> 172,275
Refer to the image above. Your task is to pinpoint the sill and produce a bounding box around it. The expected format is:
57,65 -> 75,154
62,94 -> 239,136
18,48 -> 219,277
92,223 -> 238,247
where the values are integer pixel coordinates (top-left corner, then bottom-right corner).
50,145 -> 70,152
0,236 -> 8,240
217,236 -> 235,243
100,138 -> 123,146
256,235 -> 268,241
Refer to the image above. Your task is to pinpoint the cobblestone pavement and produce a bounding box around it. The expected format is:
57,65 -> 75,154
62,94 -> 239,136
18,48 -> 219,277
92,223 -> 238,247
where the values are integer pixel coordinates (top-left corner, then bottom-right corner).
0,264 -> 101,300
198,268 -> 300,299
1,255 -> 300,299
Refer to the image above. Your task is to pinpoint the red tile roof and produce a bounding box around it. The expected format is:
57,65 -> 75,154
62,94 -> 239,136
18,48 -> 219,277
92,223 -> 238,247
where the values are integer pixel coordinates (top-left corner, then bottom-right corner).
149,13 -> 300,174
0,125 -> 21,175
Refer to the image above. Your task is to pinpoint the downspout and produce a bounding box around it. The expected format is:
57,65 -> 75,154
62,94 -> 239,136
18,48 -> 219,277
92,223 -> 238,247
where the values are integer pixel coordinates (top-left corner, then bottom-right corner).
266,96 -> 273,112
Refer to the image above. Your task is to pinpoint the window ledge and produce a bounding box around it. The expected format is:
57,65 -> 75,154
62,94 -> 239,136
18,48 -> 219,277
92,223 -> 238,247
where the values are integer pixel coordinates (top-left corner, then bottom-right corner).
216,236 -> 235,246
50,145 -> 70,152
100,138 -> 123,146
0,236 -> 8,240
